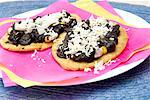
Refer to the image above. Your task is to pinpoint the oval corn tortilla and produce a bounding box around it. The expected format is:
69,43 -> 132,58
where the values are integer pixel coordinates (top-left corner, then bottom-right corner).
0,14 -> 81,52
52,27 -> 128,71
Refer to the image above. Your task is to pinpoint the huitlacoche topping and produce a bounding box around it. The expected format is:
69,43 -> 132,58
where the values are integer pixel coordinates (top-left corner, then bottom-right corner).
57,16 -> 120,62
8,10 -> 77,46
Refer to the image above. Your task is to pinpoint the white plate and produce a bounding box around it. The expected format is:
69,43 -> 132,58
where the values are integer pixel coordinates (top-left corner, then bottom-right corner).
0,8 -> 149,85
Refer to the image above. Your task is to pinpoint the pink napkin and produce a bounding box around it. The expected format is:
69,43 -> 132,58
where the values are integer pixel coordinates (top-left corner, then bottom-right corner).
0,0 -> 150,87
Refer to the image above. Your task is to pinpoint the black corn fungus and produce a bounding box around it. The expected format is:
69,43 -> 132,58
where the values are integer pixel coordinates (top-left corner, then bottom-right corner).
8,30 -> 24,45
8,11 -> 77,46
19,34 -> 32,45
53,24 -> 64,34
71,50 -> 95,63
57,22 -> 121,62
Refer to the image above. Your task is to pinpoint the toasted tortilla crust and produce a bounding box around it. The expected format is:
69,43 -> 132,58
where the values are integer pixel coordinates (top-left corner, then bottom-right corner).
52,27 -> 128,71
0,14 -> 81,52
0,33 -> 53,51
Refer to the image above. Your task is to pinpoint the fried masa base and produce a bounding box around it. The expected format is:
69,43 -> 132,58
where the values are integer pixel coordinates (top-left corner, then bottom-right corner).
0,14 -> 80,52
52,27 -> 128,71
0,33 -> 53,51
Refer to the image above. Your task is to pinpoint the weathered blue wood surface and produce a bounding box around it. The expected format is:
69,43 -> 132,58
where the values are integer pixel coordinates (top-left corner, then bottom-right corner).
0,1 -> 149,100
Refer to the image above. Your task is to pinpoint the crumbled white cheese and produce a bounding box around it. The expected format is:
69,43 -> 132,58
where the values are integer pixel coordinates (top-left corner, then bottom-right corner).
31,49 -> 38,58
115,58 -> 120,61
35,13 -> 60,28
34,10 -> 73,29
111,60 -> 117,63
64,22 -> 98,57
109,38 -> 114,41
13,10 -> 74,42
104,59 -> 117,66
36,26 -> 46,34
48,32 -> 58,41
41,59 -> 46,64
93,61 -> 105,74
94,61 -> 105,70
44,28 -> 58,41
64,16 -> 115,58
15,18 -> 36,33
37,58 -> 41,61
84,61 -> 107,74
31,51 -> 46,64
61,17 -> 71,23
95,65 -> 105,71
84,67 -> 92,72
104,60 -> 112,66
89,15 -> 109,27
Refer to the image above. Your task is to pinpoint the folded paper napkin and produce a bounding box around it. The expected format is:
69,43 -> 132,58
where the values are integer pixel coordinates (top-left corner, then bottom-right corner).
0,0 -> 149,87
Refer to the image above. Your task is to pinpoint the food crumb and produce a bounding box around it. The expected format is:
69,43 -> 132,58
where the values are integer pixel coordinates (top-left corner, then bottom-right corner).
37,58 -> 41,61
110,60 -> 116,63
104,59 -> 117,66
9,64 -> 14,67
84,67 -> 92,72
93,61 -> 105,74
41,59 -> 46,64
31,50 -> 46,65
109,38 -> 114,41
116,58 -> 120,61
94,61 -> 105,70
31,49 -> 38,58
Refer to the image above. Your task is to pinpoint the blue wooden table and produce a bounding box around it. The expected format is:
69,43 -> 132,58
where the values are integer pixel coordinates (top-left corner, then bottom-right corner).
0,1 -> 150,100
